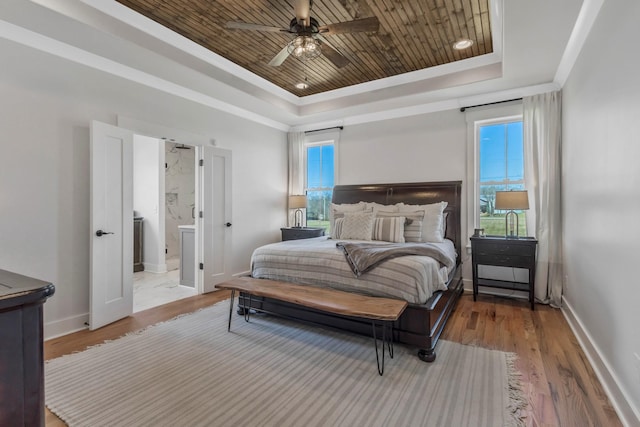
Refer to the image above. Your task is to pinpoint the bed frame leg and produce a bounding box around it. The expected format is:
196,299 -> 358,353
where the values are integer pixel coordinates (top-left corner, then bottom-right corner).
418,348 -> 436,363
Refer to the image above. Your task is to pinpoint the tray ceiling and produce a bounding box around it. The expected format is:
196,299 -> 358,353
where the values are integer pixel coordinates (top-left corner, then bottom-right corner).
115,0 -> 493,97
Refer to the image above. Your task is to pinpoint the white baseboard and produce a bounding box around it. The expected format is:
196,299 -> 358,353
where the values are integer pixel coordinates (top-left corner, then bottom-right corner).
143,262 -> 168,273
44,312 -> 89,341
561,297 -> 640,427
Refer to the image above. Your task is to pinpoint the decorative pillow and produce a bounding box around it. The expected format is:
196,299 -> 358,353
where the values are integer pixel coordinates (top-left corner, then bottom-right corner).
331,217 -> 344,239
377,210 -> 424,242
329,202 -> 366,231
397,202 -> 448,243
372,216 -> 405,243
404,219 -> 423,243
339,210 -> 375,241
441,212 -> 449,239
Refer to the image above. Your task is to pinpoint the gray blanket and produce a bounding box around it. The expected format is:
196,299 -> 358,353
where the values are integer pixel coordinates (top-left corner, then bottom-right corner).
336,241 -> 456,278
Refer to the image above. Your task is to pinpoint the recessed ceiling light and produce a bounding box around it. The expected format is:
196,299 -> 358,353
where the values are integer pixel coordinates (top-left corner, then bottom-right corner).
453,39 -> 474,50
295,82 -> 309,90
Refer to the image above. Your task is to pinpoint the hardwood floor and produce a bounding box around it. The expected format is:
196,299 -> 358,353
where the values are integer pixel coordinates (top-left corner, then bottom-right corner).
442,294 -> 621,427
45,291 -> 621,426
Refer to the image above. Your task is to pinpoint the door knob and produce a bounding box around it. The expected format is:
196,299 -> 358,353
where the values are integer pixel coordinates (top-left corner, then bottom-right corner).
96,230 -> 114,237
225,222 -> 232,227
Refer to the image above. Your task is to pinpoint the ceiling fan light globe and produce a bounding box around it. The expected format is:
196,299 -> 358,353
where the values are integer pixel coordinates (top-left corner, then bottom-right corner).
288,35 -> 321,60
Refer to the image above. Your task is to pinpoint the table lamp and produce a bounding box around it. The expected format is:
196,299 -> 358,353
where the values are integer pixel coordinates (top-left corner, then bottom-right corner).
495,190 -> 529,238
288,195 -> 307,228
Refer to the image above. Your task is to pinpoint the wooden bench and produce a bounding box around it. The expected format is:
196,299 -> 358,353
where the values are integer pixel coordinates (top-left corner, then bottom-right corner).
215,277 -> 408,375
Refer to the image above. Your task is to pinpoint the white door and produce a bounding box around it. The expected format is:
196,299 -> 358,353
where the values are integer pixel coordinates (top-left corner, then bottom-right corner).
90,121 -> 134,330
201,146 -> 232,292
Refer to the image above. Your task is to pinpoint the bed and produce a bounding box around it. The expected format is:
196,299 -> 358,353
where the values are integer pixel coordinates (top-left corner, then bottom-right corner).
239,181 -> 463,362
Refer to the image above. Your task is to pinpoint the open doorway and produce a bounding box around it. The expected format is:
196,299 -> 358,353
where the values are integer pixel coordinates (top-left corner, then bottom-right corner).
90,119 -> 232,328
132,136 -> 197,312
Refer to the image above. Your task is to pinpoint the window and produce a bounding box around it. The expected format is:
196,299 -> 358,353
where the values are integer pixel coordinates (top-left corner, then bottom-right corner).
476,118 -> 526,236
305,142 -> 334,231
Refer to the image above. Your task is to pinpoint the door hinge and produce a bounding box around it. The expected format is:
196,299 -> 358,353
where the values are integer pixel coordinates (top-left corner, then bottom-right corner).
199,159 -> 204,166
199,263 -> 204,270
199,211 -> 203,218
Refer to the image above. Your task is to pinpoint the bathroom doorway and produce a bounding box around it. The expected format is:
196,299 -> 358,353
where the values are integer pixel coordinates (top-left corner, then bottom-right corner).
132,137 -> 197,312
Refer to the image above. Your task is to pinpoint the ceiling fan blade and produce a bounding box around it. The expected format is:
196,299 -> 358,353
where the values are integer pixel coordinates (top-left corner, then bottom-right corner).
318,16 -> 380,36
225,21 -> 288,33
316,36 -> 350,68
294,0 -> 311,27
268,44 -> 292,67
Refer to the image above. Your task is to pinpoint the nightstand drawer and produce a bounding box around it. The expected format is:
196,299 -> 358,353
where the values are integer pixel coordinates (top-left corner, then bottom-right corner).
473,242 -> 535,257
281,227 -> 325,241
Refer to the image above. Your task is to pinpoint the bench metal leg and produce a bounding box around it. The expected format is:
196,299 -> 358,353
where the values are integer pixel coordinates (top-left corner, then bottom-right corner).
227,290 -> 235,332
243,294 -> 252,323
229,292 -> 255,333
372,321 -> 394,376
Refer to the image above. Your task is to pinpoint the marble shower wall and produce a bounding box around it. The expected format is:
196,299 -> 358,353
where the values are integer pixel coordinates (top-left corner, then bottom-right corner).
165,142 -> 195,261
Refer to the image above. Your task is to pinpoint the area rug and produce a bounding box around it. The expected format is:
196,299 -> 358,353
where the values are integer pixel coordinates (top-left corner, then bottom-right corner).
46,301 -> 526,427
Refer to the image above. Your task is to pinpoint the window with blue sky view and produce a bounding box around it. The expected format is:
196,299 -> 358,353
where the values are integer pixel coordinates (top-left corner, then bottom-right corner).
306,143 -> 334,230
478,120 -> 526,235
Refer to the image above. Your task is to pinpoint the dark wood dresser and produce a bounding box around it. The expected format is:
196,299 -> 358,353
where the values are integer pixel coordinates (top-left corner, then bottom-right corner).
0,270 -> 55,427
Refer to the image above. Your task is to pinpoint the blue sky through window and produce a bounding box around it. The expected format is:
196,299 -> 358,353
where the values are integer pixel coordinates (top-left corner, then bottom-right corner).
307,144 -> 334,189
479,122 -> 523,184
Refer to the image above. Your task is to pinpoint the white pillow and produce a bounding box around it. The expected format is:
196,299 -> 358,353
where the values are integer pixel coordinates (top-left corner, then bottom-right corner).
339,210 -> 375,241
372,216 -> 405,243
397,202 -> 448,243
365,202 -> 399,214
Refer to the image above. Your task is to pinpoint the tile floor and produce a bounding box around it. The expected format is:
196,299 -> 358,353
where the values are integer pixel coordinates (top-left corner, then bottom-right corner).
133,269 -> 197,313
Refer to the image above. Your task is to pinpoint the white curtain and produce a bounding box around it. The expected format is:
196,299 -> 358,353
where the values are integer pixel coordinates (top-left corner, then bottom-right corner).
287,131 -> 305,226
523,91 -> 563,307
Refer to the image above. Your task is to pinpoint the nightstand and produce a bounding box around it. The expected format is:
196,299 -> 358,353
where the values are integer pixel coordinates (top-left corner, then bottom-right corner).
281,227 -> 325,241
470,236 -> 538,310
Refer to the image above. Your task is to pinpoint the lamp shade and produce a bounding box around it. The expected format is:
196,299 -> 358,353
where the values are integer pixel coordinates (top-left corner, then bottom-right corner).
288,195 -> 307,209
495,191 -> 529,210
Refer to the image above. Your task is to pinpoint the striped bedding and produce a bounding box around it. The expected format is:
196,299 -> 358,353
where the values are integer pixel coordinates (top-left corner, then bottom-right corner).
251,236 -> 457,304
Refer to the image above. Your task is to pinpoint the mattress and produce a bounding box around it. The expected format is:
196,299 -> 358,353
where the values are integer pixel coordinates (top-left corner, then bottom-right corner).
251,236 -> 457,304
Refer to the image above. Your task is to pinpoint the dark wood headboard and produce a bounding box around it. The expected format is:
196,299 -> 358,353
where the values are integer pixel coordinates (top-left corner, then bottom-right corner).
332,181 -> 462,264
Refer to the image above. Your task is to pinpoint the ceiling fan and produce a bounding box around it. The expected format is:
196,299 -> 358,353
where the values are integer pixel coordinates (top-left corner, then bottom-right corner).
225,0 -> 379,68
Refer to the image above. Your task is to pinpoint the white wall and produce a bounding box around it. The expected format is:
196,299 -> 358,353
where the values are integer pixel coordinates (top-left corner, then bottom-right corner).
339,110 -> 466,185
0,63 -> 286,338
562,0 -> 640,422
133,135 -> 165,273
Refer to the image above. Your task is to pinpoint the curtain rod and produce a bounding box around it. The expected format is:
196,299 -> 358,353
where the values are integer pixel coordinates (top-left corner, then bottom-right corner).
460,98 -> 522,112
304,126 -> 344,134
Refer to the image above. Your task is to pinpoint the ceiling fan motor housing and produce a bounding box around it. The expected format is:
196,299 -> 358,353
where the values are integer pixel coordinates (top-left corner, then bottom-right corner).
289,17 -> 320,35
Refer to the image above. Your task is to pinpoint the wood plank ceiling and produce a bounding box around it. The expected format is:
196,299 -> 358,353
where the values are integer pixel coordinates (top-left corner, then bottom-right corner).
115,0 -> 492,96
